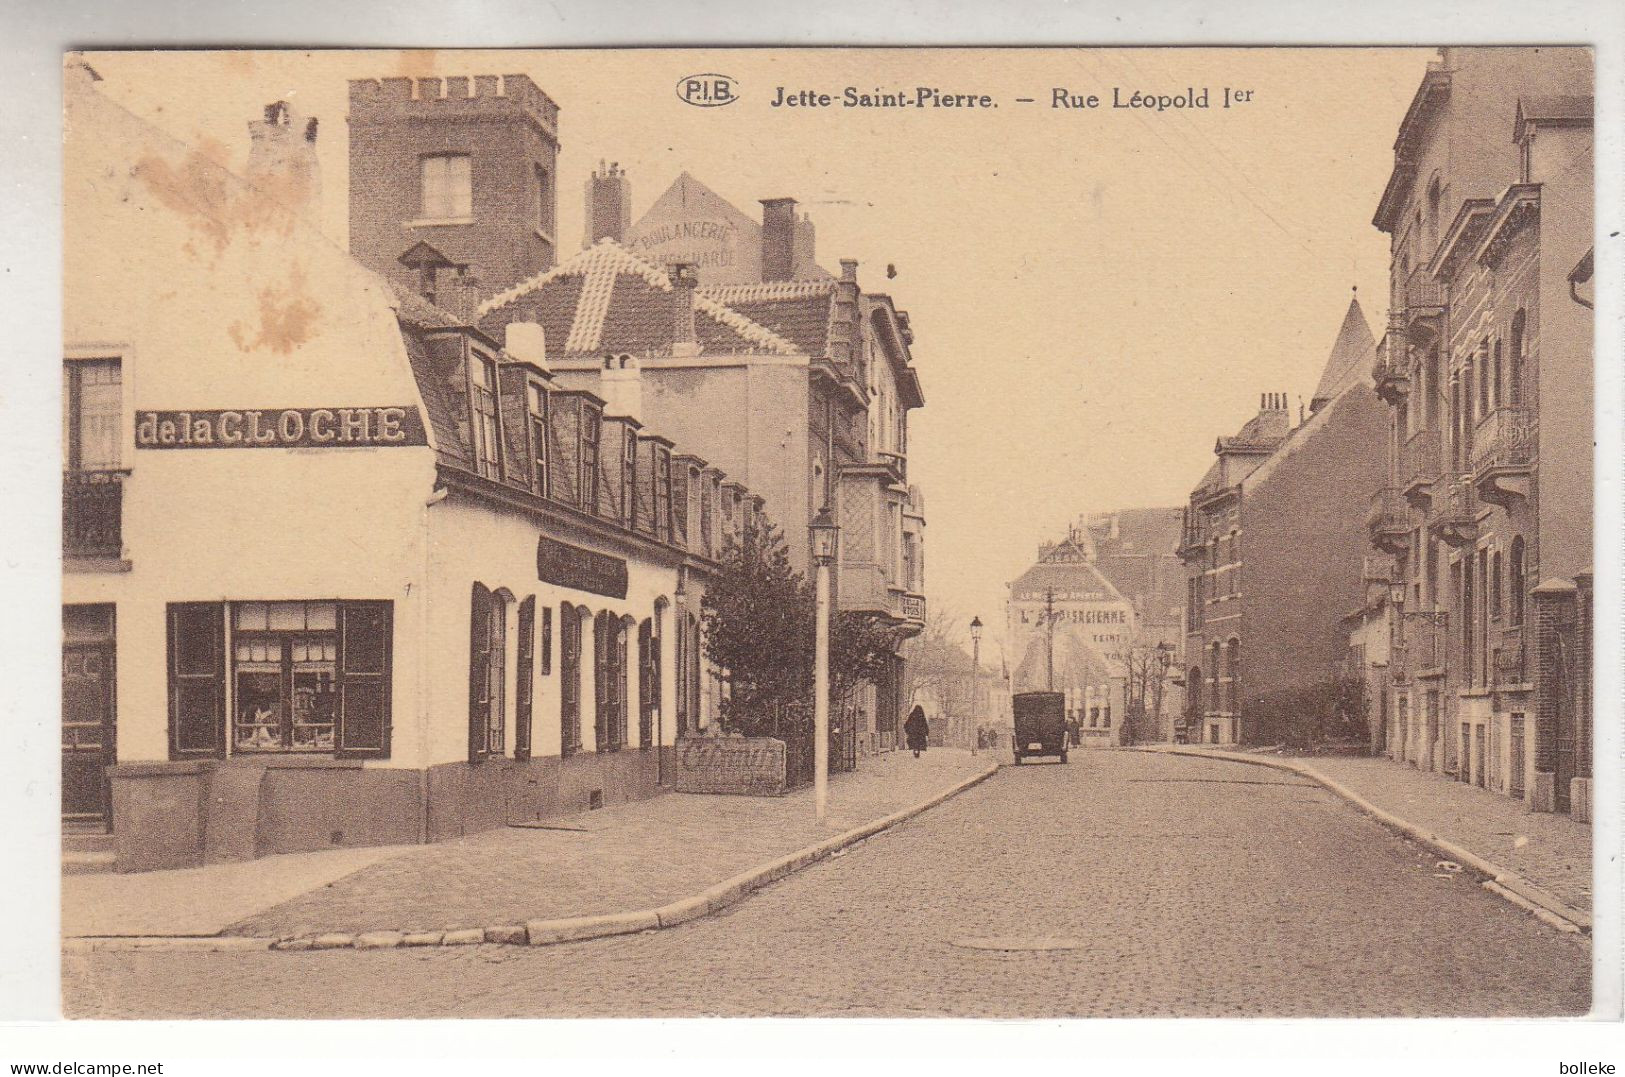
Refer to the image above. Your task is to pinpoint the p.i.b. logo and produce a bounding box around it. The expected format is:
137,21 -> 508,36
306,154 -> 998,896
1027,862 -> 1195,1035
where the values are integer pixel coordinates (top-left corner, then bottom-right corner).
677,74 -> 739,107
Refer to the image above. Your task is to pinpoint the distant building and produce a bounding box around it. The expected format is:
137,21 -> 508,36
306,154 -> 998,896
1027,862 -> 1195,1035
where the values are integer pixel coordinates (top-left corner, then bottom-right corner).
1176,297 -> 1389,745
1006,508 -> 1184,746
1366,47 -> 1593,816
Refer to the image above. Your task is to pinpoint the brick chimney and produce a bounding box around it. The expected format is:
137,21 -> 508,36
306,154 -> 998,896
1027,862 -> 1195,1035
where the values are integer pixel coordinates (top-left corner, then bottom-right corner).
583,160 -> 631,248
247,101 -> 321,218
669,262 -> 700,356
760,197 -> 798,282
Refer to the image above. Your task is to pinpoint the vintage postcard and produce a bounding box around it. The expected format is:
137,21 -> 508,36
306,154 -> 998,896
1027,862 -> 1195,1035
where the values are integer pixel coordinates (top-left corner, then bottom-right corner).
55,45 -> 1599,1023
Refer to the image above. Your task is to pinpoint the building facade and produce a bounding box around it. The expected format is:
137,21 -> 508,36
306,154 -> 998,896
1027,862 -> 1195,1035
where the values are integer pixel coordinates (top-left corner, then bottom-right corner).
1177,300 -> 1390,745
1367,47 -> 1593,816
1006,509 -> 1184,746
63,68 -> 755,870
476,181 -> 928,751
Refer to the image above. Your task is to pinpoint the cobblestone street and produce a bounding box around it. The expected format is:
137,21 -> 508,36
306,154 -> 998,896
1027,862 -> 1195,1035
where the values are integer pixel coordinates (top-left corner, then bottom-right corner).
63,751 -> 1590,1019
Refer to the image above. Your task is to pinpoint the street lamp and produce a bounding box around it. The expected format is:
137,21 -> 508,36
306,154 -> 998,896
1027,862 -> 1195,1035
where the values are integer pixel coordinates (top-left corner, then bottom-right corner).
969,616 -> 983,755
809,506 -> 839,822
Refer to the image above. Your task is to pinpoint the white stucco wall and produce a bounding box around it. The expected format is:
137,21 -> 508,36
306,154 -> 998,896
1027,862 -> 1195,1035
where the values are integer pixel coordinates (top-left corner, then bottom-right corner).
63,73 -> 439,766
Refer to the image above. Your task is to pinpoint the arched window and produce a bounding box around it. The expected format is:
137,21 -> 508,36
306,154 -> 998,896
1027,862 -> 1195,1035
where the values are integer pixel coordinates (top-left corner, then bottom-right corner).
1509,538 -> 1526,627
559,603 -> 582,755
1509,310 -> 1526,406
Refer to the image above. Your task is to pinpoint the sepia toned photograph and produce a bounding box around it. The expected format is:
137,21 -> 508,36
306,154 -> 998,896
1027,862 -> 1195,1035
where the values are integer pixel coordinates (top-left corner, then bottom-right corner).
51,42 -> 1602,1024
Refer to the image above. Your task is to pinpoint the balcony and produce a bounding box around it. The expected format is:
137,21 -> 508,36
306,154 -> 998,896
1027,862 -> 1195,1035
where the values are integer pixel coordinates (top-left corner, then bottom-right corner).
1471,405 -> 1534,507
63,470 -> 126,562
1401,267 -> 1445,346
1401,428 -> 1442,509
1366,487 -> 1410,555
875,450 -> 907,484
1373,327 -> 1410,406
1403,610 -> 1449,676
1492,624 -> 1527,688
1427,476 -> 1479,548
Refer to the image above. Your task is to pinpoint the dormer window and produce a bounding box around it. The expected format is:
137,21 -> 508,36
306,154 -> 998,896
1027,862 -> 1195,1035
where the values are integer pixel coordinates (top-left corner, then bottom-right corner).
526,382 -> 549,497
622,428 -> 637,525
580,404 -> 601,508
469,354 -> 500,479
654,447 -> 673,543
421,154 -> 472,221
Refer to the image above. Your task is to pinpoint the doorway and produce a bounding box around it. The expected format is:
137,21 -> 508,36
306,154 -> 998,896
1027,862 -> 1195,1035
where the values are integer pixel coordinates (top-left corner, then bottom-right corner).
62,605 -> 116,830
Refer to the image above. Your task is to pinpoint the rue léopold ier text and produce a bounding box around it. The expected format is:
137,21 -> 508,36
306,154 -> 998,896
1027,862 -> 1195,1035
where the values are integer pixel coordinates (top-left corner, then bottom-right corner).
768,86 -> 1255,110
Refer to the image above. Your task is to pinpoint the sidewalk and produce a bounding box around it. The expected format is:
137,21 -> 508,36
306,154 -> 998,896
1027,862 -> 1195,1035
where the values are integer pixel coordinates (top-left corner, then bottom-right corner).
1290,754 -> 1591,916
1146,746 -> 1591,919
64,749 -> 990,942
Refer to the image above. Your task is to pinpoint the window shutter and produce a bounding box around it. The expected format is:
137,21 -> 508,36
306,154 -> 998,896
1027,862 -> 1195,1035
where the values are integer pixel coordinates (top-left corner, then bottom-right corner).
594,611 -> 608,749
515,596 -> 535,760
167,602 -> 225,759
336,601 -> 393,759
540,605 -> 553,676
469,582 -> 492,762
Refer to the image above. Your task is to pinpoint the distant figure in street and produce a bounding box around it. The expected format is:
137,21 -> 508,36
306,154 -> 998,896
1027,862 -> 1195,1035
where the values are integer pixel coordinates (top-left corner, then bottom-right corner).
904,705 -> 929,758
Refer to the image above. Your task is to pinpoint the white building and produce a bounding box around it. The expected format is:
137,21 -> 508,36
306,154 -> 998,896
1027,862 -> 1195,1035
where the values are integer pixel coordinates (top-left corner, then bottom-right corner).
62,65 -> 743,870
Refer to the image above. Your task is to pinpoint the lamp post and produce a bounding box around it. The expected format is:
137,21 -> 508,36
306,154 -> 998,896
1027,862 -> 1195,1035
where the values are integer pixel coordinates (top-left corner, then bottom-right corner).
969,616 -> 983,755
809,506 -> 839,822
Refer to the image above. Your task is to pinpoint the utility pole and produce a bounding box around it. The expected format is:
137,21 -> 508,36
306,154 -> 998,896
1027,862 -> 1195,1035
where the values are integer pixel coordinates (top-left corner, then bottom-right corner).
1044,588 -> 1057,692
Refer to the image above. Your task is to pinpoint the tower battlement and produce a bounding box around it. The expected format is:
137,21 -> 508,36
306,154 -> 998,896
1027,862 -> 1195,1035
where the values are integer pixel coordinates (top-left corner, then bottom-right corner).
348,74 -> 559,137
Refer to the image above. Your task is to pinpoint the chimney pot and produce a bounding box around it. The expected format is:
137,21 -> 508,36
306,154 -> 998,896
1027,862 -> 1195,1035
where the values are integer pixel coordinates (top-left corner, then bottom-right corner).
840,258 -> 858,282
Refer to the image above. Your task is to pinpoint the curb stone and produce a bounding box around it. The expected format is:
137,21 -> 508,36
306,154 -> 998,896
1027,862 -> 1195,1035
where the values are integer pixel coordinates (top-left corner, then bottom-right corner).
82,762 -> 999,955
1137,746 -> 1591,934
63,936 -> 277,954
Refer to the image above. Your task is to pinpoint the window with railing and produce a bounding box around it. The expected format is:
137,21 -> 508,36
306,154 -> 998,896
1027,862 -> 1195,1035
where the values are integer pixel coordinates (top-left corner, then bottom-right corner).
63,358 -> 125,559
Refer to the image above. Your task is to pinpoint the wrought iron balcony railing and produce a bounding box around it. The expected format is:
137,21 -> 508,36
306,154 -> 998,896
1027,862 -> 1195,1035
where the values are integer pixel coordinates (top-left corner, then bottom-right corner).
1402,609 -> 1449,674
1429,476 -> 1479,548
1401,428 -> 1442,504
1366,487 -> 1410,554
1472,406 -> 1534,471
63,470 -> 126,560
1404,267 -> 1444,311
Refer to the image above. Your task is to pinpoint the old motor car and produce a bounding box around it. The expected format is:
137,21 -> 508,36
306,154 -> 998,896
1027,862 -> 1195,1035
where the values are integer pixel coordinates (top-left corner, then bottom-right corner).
1012,691 -> 1068,764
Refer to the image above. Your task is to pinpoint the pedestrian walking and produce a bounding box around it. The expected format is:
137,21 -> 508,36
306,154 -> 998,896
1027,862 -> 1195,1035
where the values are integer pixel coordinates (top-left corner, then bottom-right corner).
904,705 -> 930,758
